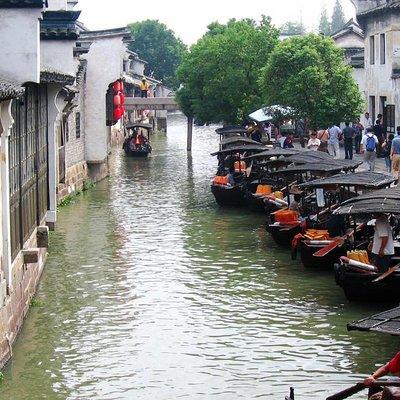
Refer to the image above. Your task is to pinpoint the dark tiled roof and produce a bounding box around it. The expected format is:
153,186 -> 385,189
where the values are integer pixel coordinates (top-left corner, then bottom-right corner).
0,78 -> 24,101
80,27 -> 133,42
41,10 -> 81,40
357,1 -> 400,19
0,0 -> 46,7
40,67 -> 75,85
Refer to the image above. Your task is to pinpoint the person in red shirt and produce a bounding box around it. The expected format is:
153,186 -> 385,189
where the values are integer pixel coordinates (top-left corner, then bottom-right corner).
364,352 -> 400,399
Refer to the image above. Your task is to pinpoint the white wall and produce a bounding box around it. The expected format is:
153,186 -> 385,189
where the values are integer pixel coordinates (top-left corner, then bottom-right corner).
0,9 -> 42,84
83,36 -> 126,162
41,41 -> 76,76
47,0 -> 67,10
132,59 -> 146,76
335,32 -> 364,49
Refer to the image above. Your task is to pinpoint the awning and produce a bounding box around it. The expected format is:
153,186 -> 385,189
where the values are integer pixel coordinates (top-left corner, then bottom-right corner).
248,105 -> 295,123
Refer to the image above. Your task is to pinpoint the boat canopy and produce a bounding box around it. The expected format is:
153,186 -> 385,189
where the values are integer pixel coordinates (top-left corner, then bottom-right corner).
348,306 -> 400,336
220,137 -> 261,147
126,123 -> 153,131
334,187 -> 400,215
248,105 -> 296,123
243,148 -> 299,160
285,151 -> 336,164
215,126 -> 248,135
269,161 -> 353,175
211,144 -> 267,156
299,172 -> 395,190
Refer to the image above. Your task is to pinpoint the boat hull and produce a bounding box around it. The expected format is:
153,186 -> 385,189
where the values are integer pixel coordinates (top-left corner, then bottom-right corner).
266,223 -> 302,247
211,184 -> 246,207
124,147 -> 151,158
300,241 -> 346,270
334,263 -> 400,303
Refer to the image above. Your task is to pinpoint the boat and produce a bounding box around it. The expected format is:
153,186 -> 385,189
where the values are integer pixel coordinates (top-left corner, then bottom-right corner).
294,172 -> 395,269
332,187 -> 400,302
210,144 -> 267,207
123,123 -> 152,158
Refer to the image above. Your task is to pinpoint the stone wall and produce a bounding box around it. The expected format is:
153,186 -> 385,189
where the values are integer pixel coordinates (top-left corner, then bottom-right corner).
0,227 -> 47,369
57,161 -> 89,202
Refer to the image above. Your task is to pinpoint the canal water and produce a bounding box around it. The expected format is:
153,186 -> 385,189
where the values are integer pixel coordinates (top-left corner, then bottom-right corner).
1,113 -> 399,400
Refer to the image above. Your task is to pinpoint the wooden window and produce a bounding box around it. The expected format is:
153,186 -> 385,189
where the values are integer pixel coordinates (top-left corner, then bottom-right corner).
76,112 -> 81,139
370,35 -> 375,65
385,105 -> 395,133
380,33 -> 386,65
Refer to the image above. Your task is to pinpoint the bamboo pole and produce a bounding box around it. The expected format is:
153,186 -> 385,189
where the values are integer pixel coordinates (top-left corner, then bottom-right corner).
187,116 -> 193,152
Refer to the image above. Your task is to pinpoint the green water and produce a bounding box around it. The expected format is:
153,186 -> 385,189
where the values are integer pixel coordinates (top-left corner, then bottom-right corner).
0,114 -> 398,400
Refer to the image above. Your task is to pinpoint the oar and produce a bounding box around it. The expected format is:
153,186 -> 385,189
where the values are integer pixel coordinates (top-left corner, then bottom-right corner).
373,264 -> 400,283
326,380 -> 400,400
313,238 -> 343,258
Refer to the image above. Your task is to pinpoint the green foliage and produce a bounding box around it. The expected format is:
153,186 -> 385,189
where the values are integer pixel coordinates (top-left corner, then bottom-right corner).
177,17 -> 280,124
261,34 -> 364,129
0,372 -> 4,384
331,0 -> 346,34
128,20 -> 187,89
83,179 -> 95,192
280,21 -> 306,36
30,297 -> 43,308
58,194 -> 75,208
319,6 -> 331,36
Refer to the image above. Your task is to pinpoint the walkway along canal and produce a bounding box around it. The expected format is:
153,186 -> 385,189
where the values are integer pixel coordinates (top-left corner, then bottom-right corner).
0,114 -> 399,400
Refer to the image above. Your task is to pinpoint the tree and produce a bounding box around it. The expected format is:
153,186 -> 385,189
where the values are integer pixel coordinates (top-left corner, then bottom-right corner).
331,0 -> 346,34
128,20 -> 187,89
280,21 -> 306,36
261,34 -> 364,130
319,6 -> 331,36
176,17 -> 280,124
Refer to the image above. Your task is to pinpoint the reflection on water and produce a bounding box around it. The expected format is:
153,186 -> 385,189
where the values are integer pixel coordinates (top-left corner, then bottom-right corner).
0,114 -> 399,400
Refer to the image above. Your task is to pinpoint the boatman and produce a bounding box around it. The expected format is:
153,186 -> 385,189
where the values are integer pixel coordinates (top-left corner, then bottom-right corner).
140,78 -> 149,98
364,351 -> 400,399
369,213 -> 395,273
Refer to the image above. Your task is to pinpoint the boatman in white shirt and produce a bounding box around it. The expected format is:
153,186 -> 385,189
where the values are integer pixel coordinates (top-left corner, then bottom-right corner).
369,214 -> 395,272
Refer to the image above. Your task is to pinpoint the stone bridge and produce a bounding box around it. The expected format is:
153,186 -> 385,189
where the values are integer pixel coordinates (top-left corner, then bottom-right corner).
124,97 -> 179,111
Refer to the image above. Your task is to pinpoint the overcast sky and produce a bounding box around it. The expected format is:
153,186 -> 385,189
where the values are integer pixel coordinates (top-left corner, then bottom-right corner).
78,0 -> 356,45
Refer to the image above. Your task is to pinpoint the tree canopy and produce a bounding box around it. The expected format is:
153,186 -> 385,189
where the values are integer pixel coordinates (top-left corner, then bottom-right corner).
176,17 -> 280,124
331,0 -> 346,34
280,21 -> 306,36
261,34 -> 364,129
319,6 -> 331,36
128,20 -> 187,89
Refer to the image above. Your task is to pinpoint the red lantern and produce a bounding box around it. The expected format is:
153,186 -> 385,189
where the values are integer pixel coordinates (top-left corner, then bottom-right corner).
120,105 -> 125,115
113,94 -> 121,107
113,81 -> 122,92
119,92 -> 125,105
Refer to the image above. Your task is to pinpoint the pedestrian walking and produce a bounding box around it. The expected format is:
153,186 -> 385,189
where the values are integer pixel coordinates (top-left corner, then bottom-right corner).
327,124 -> 342,159
390,126 -> 400,183
361,128 -> 379,171
353,118 -> 364,154
382,133 -> 394,172
374,115 -> 385,157
342,121 -> 355,160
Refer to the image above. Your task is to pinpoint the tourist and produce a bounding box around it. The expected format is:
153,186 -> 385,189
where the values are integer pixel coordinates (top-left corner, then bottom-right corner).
353,118 -> 364,154
374,116 -> 385,156
391,126 -> 400,183
363,351 -> 400,400
251,125 -> 262,143
283,133 -> 294,149
140,78 -> 149,98
342,121 -> 356,160
289,193 -> 302,215
317,128 -> 329,153
361,128 -> 379,171
227,166 -> 236,186
264,122 -> 272,142
369,213 -> 394,273
327,124 -> 342,159
382,133 -> 394,172
362,111 -> 373,134
307,131 -> 321,151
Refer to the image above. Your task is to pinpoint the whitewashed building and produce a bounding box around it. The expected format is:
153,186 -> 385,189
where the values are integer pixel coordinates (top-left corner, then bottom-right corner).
352,0 -> 400,133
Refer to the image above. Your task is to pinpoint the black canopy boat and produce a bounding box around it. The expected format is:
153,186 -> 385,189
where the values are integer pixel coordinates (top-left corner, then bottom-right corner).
211,144 -> 267,207
265,158 -> 363,247
123,123 -> 152,158
294,172 -> 395,270
333,187 -> 400,302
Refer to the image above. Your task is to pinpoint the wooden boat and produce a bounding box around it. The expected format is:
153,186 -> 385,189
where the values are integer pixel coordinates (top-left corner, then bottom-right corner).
211,183 -> 247,207
334,261 -> 400,303
332,187 -> 400,302
266,220 -> 303,246
123,123 -> 152,158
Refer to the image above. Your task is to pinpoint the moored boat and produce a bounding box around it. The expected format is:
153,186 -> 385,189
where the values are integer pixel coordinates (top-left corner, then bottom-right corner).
123,123 -> 152,158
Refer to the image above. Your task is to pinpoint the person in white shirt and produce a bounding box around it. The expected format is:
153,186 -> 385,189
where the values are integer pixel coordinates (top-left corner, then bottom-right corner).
370,214 -> 394,272
362,112 -> 373,135
361,128 -> 379,171
327,124 -> 342,158
307,131 -> 321,151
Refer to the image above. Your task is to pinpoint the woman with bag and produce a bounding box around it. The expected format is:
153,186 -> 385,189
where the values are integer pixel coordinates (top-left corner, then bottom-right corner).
317,128 -> 329,152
